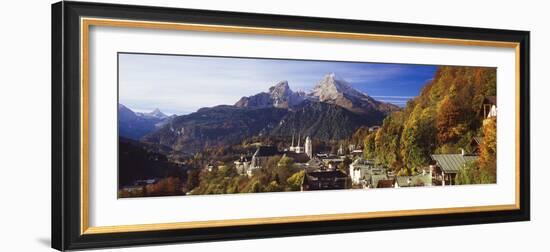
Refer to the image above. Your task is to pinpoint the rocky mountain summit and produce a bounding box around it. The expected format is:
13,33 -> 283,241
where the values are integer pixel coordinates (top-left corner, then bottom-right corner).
134,73 -> 401,152
309,73 -> 399,115
234,81 -> 305,109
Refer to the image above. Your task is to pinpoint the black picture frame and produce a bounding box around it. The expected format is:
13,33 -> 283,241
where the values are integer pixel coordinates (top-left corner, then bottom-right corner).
52,1 -> 530,251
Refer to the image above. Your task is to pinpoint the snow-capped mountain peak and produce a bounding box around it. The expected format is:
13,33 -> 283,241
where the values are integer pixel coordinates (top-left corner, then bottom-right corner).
148,108 -> 167,119
135,108 -> 168,119
310,73 -> 366,101
234,73 -> 399,114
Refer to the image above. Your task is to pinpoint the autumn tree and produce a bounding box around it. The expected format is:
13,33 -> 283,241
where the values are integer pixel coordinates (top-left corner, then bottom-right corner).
286,170 -> 305,191
436,93 -> 467,145
455,161 -> 476,185
351,126 -> 370,147
186,169 -> 200,191
400,106 -> 436,170
362,65 -> 497,178
374,111 -> 406,169
275,156 -> 297,185
145,177 -> 182,196
363,133 -> 376,159
478,118 -> 497,183
264,181 -> 282,192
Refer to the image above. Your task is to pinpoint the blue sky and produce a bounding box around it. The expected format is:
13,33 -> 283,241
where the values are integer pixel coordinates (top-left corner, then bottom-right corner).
119,53 -> 437,115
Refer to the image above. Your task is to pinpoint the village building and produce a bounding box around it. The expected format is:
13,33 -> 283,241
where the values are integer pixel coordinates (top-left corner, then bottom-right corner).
394,173 -> 432,188
248,146 -> 280,176
242,135 -> 315,176
370,174 -> 390,188
121,178 -> 158,194
347,144 -> 364,157
316,153 -> 329,159
349,158 -> 374,184
430,149 -> 478,186
376,179 -> 395,188
121,185 -> 145,194
289,133 -> 305,153
301,170 -> 348,191
480,96 -> 497,119
350,149 -> 364,157
304,157 -> 326,172
234,155 -> 251,175
348,158 -> 388,188
281,151 -> 311,170
320,156 -> 345,170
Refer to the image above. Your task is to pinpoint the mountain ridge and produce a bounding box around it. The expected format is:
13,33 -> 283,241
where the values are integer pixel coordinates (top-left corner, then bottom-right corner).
235,73 -> 400,115
309,73 -> 400,115
134,74 -> 402,153
118,104 -> 174,140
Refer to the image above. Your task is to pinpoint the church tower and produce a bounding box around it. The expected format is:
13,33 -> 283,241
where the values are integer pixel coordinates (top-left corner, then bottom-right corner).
289,133 -> 295,152
305,136 -> 312,158
294,133 -> 304,153
296,133 -> 302,153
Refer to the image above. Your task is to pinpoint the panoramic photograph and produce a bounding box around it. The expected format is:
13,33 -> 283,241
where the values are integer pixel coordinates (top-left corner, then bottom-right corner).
117,53 -> 497,198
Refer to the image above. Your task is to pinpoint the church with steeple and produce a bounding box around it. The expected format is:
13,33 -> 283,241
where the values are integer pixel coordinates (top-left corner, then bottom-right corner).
288,133 -> 312,158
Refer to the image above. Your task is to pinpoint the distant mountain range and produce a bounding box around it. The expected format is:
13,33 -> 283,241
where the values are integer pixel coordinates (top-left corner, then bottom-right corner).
118,104 -> 175,140
122,74 -> 400,152
142,105 -> 289,152
136,108 -> 169,120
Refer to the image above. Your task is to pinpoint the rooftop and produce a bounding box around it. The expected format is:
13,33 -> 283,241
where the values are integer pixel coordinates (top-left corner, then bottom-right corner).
484,96 -> 497,105
351,158 -> 375,166
395,174 -> 432,187
472,137 -> 483,145
377,179 -> 395,188
253,146 -> 280,157
305,170 -> 348,179
283,152 -> 311,163
371,174 -> 389,188
431,154 -> 478,173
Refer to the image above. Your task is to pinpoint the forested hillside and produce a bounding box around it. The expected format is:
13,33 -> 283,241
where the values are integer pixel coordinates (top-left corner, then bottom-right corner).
362,66 -> 497,181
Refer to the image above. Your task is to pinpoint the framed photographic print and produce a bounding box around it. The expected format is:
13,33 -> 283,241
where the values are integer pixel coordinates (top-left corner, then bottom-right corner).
51,1 -> 530,250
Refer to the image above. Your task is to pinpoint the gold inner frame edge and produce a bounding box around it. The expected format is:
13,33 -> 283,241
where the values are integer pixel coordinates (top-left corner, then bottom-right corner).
79,17 -> 522,235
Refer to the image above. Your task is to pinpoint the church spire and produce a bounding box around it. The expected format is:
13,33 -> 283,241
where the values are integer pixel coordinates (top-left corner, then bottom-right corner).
305,136 -> 312,158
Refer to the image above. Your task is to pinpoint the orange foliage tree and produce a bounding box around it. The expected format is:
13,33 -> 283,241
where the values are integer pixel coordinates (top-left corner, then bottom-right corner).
478,118 -> 497,182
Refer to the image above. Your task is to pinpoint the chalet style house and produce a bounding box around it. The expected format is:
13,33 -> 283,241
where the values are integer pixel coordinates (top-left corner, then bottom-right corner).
349,158 -> 388,188
431,150 -> 478,186
429,95 -> 496,186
